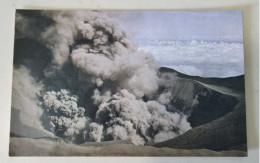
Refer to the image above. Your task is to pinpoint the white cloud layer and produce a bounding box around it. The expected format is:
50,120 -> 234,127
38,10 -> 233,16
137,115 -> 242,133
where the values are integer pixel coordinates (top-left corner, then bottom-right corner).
138,40 -> 244,77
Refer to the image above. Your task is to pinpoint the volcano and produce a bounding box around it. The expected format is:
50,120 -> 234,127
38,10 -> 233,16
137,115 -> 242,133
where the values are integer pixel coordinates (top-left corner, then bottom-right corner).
9,10 -> 247,156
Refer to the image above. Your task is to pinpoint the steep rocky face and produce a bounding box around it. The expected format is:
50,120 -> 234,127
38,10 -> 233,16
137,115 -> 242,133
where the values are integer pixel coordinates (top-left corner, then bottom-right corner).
158,71 -> 238,128
153,100 -> 247,151
187,90 -> 238,127
153,68 -> 247,152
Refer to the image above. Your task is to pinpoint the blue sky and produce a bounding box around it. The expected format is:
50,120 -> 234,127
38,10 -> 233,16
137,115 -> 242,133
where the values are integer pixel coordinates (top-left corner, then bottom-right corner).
115,10 -> 243,42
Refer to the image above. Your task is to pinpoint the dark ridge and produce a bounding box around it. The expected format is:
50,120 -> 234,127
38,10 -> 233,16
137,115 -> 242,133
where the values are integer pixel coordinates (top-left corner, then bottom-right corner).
159,67 -> 245,93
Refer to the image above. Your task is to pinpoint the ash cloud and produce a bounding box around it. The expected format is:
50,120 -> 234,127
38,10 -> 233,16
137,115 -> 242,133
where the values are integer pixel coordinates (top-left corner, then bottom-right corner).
12,10 -> 191,145
95,89 -> 189,144
11,66 -> 45,131
40,89 -> 87,142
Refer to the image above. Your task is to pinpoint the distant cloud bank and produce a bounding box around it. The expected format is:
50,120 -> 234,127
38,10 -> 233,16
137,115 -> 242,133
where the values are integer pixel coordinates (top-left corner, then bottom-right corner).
138,40 -> 244,77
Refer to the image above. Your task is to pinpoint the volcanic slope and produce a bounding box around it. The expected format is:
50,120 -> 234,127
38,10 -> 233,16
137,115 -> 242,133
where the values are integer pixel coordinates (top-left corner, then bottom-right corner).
152,67 -> 247,152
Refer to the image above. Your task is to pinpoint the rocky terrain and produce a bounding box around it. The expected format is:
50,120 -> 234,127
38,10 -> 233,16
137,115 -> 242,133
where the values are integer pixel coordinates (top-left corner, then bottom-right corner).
151,68 -> 247,152
9,66 -> 247,156
152,100 -> 247,151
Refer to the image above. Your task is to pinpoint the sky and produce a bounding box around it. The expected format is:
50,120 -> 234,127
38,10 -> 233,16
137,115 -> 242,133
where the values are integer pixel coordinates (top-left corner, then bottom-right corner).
115,10 -> 243,42
112,11 -> 244,77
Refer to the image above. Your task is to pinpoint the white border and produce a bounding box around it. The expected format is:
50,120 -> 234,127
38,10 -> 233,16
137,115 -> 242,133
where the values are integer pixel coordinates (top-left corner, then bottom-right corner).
0,0 -> 259,163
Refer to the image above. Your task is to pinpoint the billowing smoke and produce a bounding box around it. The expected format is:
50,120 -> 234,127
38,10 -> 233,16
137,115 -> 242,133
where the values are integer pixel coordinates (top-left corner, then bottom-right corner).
11,66 -> 45,131
13,10 -> 191,145
39,89 -> 87,142
94,89 -> 190,144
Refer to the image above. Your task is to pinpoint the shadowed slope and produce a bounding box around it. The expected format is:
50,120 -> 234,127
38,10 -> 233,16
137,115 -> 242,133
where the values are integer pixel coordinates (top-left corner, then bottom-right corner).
153,100 -> 247,152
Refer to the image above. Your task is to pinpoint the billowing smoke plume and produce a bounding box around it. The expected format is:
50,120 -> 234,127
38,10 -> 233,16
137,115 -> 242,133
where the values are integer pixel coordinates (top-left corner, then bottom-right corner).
40,89 -> 87,142
94,89 -> 190,144
13,10 -> 191,145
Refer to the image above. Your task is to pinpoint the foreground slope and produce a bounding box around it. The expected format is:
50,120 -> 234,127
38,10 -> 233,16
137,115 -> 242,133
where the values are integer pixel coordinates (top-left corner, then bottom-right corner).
9,137 -> 246,156
153,100 -> 247,151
